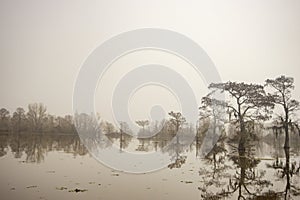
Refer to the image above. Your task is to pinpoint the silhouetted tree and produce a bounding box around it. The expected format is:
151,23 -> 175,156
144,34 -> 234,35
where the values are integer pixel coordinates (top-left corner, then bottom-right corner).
209,82 -> 274,151
265,75 -> 300,150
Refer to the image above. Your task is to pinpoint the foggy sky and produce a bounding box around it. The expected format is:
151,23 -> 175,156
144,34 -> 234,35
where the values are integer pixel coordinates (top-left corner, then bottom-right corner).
1,0 -> 300,121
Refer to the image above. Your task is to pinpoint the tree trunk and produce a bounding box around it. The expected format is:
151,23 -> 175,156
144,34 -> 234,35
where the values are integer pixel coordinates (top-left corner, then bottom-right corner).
284,108 -> 290,150
238,119 -> 246,152
284,123 -> 289,150
284,146 -> 290,199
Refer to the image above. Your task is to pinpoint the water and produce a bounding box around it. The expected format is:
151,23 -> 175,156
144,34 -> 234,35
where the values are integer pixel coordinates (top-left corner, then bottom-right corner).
0,133 -> 299,200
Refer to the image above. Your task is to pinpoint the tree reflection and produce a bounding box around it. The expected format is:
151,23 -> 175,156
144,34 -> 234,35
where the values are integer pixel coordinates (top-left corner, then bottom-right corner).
0,134 -> 9,157
266,146 -> 300,199
165,133 -> 187,169
0,134 -> 89,163
199,133 -> 229,185
106,121 -> 133,152
74,113 -> 113,153
199,133 -> 272,199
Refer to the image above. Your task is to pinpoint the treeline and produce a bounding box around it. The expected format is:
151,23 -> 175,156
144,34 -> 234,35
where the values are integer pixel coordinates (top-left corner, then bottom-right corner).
0,103 -> 76,134
0,75 -> 299,141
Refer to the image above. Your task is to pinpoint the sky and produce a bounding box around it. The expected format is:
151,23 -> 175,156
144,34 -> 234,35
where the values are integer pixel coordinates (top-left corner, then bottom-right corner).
1,0 -> 300,123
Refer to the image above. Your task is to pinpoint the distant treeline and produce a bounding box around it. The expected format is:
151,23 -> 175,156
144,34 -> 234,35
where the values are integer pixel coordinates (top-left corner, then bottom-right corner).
0,75 -> 299,142
0,103 -> 192,138
0,103 -> 76,134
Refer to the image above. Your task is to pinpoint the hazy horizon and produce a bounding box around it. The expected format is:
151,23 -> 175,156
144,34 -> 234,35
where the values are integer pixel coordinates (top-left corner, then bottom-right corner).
1,1 -> 300,199
1,0 -> 300,120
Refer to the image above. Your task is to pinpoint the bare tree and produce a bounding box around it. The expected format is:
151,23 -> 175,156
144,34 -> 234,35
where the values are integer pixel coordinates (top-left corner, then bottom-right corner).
27,103 -> 47,132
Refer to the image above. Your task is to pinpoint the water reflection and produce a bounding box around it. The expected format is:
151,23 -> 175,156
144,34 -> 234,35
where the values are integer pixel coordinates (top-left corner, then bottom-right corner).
199,132 -> 271,199
0,134 -> 88,163
197,130 -> 300,200
0,130 -> 299,199
266,147 -> 300,199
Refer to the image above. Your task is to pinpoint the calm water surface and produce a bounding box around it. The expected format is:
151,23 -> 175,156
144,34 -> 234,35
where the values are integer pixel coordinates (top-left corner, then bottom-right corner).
0,133 -> 299,200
